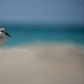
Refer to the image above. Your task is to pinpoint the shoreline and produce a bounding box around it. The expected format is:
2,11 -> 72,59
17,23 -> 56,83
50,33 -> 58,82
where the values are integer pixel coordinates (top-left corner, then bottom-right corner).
0,42 -> 84,56
1,41 -> 84,50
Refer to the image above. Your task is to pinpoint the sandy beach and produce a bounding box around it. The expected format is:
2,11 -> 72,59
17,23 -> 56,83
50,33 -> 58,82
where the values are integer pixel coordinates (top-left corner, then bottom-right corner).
0,43 -> 84,84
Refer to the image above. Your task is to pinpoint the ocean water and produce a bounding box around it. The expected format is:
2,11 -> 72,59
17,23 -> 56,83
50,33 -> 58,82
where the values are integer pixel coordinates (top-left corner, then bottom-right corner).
0,24 -> 84,47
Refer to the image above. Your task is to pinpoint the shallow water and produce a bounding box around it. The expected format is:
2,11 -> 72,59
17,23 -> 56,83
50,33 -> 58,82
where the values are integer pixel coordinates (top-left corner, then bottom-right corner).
0,24 -> 84,47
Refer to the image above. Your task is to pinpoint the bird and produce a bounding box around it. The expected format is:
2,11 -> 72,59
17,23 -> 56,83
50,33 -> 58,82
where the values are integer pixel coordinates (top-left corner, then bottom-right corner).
0,28 -> 11,46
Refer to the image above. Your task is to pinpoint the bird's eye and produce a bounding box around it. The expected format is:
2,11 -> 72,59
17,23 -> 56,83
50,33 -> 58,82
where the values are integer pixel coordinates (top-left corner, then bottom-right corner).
1,30 -> 4,32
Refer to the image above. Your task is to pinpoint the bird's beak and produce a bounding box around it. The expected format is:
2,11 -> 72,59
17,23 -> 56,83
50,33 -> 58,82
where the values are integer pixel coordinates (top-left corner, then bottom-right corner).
5,32 -> 11,37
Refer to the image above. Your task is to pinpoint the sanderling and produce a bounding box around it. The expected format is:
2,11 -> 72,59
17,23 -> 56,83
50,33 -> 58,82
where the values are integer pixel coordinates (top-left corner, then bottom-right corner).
0,28 -> 11,46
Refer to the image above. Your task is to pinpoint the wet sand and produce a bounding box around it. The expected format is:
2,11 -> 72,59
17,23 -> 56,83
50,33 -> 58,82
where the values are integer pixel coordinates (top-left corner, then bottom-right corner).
0,44 -> 84,84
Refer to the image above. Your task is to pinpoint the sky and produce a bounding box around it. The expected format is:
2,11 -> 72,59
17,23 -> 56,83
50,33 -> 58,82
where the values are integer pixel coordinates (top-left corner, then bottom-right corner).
0,0 -> 84,24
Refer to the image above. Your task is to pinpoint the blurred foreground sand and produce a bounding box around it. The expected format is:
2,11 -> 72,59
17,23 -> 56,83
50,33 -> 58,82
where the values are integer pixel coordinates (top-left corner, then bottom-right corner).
0,44 -> 84,84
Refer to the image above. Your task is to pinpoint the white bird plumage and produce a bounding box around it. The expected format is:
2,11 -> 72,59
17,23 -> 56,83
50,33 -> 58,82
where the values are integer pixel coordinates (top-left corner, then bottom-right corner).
0,28 -> 11,46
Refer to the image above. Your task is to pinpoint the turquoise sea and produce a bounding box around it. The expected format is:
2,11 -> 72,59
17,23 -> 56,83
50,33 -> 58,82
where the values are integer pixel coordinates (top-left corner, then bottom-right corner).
0,24 -> 84,47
